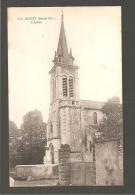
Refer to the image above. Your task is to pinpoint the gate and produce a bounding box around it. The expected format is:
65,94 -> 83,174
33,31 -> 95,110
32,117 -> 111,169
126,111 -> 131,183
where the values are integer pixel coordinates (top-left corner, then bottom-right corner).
70,162 -> 96,186
58,145 -> 96,186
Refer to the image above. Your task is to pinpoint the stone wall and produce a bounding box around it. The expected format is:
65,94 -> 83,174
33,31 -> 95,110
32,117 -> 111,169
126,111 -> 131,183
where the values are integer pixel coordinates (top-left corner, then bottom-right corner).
95,140 -> 123,185
15,164 -> 58,180
59,144 -> 71,186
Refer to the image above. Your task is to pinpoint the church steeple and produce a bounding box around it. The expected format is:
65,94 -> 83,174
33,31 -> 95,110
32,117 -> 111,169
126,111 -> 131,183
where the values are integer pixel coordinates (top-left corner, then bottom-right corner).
56,10 -> 69,64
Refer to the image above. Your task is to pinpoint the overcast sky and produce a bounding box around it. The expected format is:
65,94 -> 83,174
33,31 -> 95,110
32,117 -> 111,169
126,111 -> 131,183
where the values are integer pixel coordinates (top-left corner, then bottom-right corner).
8,6 -> 122,127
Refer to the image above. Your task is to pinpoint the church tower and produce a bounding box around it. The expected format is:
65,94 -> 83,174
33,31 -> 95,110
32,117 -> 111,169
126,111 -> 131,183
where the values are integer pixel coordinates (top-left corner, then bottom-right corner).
46,11 -> 82,164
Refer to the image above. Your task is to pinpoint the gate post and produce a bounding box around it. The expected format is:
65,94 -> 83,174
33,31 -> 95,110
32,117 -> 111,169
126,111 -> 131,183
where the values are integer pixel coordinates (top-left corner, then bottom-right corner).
59,144 -> 71,186
93,143 -> 96,185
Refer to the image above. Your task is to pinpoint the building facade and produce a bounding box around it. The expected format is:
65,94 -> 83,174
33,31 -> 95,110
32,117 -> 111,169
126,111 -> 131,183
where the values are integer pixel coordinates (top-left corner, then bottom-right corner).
45,12 -> 104,164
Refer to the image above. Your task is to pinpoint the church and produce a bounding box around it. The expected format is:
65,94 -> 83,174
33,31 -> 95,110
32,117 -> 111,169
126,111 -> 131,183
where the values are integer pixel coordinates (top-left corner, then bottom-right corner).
45,11 -> 104,164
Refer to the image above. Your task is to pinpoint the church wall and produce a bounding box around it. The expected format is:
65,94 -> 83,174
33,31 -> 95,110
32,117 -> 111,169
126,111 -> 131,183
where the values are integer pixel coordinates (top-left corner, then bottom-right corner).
47,112 -> 58,139
56,66 -> 62,99
47,100 -> 61,139
59,106 -> 82,151
81,109 -> 103,129
80,108 -> 103,150
60,107 -> 70,145
69,107 -> 82,151
50,71 -> 56,103
50,79 -> 53,103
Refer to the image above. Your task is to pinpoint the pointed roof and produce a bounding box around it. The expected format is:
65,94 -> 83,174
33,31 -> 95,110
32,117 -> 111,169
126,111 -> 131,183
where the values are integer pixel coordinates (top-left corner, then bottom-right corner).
57,10 -> 69,64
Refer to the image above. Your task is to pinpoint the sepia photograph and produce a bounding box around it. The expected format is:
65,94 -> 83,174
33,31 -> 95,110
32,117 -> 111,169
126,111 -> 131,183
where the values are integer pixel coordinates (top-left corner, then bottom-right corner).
8,6 -> 123,187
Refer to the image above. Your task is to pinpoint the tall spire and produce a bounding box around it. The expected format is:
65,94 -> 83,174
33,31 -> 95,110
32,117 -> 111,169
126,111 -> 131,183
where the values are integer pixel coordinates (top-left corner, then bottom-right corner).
57,10 -> 69,64
62,9 -> 63,21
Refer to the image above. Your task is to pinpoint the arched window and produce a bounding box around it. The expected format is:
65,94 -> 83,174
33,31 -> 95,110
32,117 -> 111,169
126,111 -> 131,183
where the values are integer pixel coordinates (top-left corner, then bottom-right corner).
93,112 -> 97,124
63,76 -> 68,97
69,76 -> 74,97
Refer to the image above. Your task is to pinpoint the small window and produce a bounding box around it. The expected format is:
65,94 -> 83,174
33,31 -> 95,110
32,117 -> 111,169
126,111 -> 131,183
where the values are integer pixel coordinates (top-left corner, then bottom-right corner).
63,76 -> 68,97
93,112 -> 97,124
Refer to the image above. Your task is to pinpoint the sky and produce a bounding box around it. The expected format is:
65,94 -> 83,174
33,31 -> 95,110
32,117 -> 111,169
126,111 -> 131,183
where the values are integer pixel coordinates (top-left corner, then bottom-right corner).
8,6 -> 122,127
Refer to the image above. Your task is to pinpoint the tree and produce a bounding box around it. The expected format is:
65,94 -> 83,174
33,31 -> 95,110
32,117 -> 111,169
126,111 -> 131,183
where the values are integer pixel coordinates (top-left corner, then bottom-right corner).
9,121 -> 18,168
19,110 -> 47,164
9,121 -> 18,136
21,110 -> 43,131
98,96 -> 123,141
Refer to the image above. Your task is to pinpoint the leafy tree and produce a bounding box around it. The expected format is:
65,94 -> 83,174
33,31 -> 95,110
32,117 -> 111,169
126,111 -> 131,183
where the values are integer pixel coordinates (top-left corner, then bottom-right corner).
9,121 -> 18,136
98,96 -> 123,141
9,121 -> 18,168
21,110 -> 43,131
19,110 -> 47,164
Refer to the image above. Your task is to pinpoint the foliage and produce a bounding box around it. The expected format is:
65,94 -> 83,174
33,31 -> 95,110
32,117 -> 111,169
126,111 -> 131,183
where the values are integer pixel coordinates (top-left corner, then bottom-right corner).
9,121 -> 18,136
21,110 -> 43,131
19,110 -> 47,165
98,96 -> 123,141
9,110 -> 47,167
9,121 -> 19,168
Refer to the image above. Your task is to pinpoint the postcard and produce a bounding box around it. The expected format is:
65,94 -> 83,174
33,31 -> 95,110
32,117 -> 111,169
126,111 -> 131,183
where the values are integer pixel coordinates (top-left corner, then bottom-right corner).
8,6 -> 123,187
